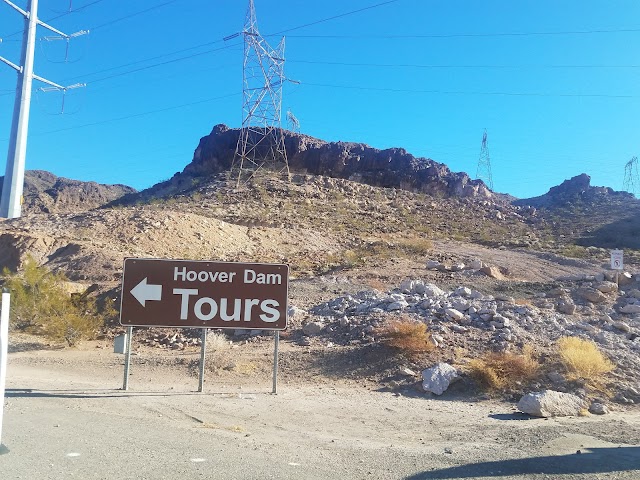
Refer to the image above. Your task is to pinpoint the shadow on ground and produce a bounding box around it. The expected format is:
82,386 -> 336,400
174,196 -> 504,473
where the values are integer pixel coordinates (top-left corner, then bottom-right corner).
405,447 -> 640,479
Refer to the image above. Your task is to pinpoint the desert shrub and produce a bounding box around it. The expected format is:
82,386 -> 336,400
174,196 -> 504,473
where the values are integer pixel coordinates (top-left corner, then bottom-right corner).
467,346 -> 541,392
557,337 -> 614,382
396,237 -> 433,256
376,317 -> 433,356
1,256 -> 104,346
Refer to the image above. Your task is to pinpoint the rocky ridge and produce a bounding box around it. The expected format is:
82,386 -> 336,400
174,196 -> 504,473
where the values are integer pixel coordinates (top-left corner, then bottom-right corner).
0,170 -> 135,215
125,124 -> 494,202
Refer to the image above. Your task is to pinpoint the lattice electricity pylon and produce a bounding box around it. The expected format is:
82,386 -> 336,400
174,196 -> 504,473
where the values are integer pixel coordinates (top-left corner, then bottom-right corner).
623,156 -> 639,195
476,129 -> 494,190
230,0 -> 289,187
286,109 -> 300,133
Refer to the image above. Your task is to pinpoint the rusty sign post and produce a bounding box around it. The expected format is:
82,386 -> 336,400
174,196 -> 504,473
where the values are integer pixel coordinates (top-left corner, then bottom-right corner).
119,258 -> 289,391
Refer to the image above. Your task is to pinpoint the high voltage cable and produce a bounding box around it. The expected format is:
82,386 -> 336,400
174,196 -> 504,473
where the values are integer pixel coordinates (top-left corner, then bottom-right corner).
266,0 -> 405,37
86,43 -> 241,84
67,38 -> 231,80
289,59 -> 640,69
89,0 -> 181,31
64,0 -> 404,85
0,0 -> 109,40
303,82 -> 636,98
285,27 -> 640,39
2,92 -> 239,140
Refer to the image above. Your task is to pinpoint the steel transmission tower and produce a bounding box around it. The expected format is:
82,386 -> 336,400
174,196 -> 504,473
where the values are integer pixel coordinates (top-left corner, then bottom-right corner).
0,0 -> 86,219
286,109 -> 300,133
230,0 -> 289,186
476,129 -> 494,190
623,156 -> 639,195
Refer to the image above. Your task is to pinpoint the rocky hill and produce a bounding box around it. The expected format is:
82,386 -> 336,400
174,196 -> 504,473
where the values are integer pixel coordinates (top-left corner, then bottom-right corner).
119,124 -> 494,204
0,170 -> 135,215
515,174 -> 640,251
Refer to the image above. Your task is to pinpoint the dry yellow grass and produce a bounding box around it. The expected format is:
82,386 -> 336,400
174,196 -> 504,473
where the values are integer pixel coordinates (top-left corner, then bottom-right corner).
557,337 -> 615,381
467,346 -> 541,392
376,317 -> 433,356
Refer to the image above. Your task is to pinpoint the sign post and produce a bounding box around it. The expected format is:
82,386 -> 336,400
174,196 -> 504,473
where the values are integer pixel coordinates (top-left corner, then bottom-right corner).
122,326 -> 133,391
272,331 -> 280,394
119,259 -> 289,391
0,289 -> 11,453
198,328 -> 207,393
611,250 -> 624,287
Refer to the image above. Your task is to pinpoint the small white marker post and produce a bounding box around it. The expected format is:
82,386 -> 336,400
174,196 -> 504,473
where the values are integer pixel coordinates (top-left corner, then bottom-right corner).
0,289 -> 11,453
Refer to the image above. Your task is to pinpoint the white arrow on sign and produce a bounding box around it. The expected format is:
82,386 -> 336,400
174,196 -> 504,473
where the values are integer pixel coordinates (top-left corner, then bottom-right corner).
130,278 -> 163,307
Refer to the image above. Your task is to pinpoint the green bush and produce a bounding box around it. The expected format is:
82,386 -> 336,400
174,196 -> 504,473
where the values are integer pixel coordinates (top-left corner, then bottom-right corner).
1,256 -> 104,346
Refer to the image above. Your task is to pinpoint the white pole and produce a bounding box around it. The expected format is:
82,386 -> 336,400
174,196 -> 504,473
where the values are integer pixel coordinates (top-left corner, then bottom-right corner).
0,290 -> 11,448
0,0 -> 39,219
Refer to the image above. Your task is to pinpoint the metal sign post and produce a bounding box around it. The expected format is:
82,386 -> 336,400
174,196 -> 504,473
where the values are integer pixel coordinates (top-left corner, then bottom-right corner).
122,327 -> 133,391
272,331 -> 280,394
198,328 -> 207,393
0,289 -> 11,451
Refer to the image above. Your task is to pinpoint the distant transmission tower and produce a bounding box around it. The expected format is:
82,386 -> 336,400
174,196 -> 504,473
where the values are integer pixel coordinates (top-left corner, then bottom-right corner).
229,0 -> 289,186
286,109 -> 300,133
476,129 -> 494,190
623,156 -> 639,195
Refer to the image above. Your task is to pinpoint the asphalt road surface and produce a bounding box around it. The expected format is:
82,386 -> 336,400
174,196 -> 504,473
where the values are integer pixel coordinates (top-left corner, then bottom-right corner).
1,361 -> 640,480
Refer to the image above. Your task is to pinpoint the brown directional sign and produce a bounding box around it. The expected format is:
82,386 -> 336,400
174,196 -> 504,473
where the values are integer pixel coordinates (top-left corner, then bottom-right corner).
120,258 -> 289,330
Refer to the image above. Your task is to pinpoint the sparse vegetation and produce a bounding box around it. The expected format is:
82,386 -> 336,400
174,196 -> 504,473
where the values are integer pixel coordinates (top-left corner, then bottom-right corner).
376,316 -> 434,357
467,346 -> 541,392
1,256 -> 104,346
557,337 -> 615,384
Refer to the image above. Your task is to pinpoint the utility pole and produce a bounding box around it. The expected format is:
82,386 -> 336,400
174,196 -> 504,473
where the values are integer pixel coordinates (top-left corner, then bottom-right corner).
226,0 -> 289,187
476,128 -> 494,191
623,156 -> 639,196
0,0 -> 86,219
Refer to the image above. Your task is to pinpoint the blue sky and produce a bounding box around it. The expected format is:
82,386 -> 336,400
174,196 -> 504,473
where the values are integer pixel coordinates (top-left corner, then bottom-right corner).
0,0 -> 639,198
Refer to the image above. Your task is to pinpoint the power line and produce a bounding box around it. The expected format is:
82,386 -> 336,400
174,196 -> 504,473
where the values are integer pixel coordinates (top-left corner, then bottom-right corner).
285,27 -> 640,40
302,81 -> 636,99
89,0 -> 181,31
289,59 -> 640,69
1,0 -> 109,40
17,92 -> 239,138
85,43 -> 240,85
266,0 -> 405,37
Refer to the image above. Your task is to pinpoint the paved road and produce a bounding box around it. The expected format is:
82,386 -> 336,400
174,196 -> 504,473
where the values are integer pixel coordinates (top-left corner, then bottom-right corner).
1,363 -> 640,480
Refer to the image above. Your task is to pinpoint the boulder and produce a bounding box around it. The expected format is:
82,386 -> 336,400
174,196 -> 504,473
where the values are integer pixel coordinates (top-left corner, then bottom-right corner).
595,282 -> 618,294
517,390 -> 585,417
556,299 -> 576,315
576,287 -> 607,303
589,402 -> 609,415
479,266 -> 504,280
421,363 -> 459,395
426,260 -> 440,269
619,304 -> 640,314
617,272 -> 634,286
302,322 -> 324,336
444,308 -> 464,322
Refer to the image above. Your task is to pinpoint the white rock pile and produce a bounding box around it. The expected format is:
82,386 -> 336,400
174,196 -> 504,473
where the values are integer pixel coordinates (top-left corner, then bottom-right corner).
306,274 -> 640,403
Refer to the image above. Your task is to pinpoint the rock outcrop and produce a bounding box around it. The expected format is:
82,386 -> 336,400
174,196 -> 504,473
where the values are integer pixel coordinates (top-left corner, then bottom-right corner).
165,124 -> 493,199
515,173 -> 633,209
0,170 -> 136,215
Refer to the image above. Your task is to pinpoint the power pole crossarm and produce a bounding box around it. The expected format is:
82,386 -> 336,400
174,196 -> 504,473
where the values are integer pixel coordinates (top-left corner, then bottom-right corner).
0,55 -> 21,72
